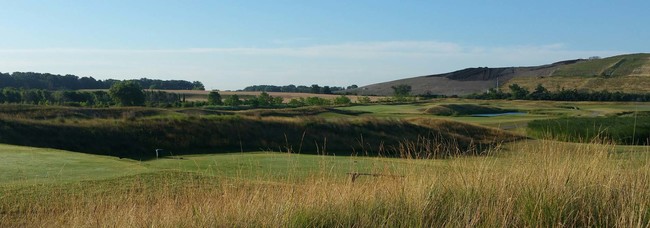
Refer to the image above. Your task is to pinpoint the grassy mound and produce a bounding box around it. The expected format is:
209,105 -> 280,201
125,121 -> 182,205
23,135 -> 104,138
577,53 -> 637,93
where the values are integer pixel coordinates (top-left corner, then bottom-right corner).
0,104 -> 171,120
423,104 -> 515,116
0,106 -> 521,159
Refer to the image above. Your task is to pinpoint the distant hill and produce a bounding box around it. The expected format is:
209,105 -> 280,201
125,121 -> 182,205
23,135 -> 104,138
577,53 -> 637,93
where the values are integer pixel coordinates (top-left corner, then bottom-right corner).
343,53 -> 650,96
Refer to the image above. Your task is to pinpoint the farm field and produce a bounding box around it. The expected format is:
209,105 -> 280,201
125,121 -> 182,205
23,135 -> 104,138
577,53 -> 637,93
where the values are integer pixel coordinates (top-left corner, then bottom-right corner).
2,98 -> 650,226
80,89 -> 387,102
155,90 -> 386,102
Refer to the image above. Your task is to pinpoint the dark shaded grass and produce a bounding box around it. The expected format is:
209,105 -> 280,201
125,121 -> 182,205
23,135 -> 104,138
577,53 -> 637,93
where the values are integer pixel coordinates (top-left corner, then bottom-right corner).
528,116 -> 650,145
424,104 -> 517,116
0,115 -> 519,160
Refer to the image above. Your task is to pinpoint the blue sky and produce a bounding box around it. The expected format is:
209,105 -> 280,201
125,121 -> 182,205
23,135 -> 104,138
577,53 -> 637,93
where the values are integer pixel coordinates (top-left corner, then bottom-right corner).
0,0 -> 648,90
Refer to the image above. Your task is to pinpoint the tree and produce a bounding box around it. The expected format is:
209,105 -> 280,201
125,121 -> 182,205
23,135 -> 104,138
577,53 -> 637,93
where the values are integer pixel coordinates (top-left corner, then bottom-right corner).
192,81 -> 205,90
357,96 -> 372,104
391,84 -> 412,98
321,86 -> 332,94
272,96 -> 284,105
224,94 -> 242,106
508,84 -> 529,100
529,84 -> 550,100
304,97 -> 330,106
310,84 -> 321,94
288,98 -> 304,107
108,81 -> 145,106
207,91 -> 223,105
256,91 -> 273,106
333,95 -> 351,105
347,84 -> 358,90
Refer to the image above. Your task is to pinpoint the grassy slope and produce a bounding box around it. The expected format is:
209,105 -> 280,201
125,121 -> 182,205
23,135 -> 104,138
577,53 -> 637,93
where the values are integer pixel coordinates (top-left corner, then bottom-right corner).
552,53 -> 650,77
0,143 -> 440,185
505,53 -> 650,93
0,144 -> 147,184
3,139 -> 647,186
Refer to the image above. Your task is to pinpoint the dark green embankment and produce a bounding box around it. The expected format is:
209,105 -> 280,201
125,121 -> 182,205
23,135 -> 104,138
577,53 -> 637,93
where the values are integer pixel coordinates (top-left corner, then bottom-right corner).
0,115 -> 520,160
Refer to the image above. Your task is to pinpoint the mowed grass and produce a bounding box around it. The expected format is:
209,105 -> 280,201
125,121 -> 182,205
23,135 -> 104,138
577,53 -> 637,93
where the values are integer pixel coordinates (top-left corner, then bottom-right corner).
334,99 -> 650,131
0,144 -> 147,185
0,143 -> 422,185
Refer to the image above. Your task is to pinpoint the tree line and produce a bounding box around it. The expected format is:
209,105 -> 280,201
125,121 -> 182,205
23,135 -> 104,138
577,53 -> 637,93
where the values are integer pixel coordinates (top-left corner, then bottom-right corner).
0,81 -> 357,108
208,91 -> 354,108
242,84 -> 358,94
0,84 -> 181,107
467,84 -> 650,102
0,71 -> 205,90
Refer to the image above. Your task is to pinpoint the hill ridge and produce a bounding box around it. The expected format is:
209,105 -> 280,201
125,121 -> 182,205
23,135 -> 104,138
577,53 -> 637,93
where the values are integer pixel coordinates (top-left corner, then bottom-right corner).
343,53 -> 650,96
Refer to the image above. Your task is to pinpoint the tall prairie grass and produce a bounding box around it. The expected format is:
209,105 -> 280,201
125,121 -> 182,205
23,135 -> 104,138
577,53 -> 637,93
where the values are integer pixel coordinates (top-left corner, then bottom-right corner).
2,140 -> 649,227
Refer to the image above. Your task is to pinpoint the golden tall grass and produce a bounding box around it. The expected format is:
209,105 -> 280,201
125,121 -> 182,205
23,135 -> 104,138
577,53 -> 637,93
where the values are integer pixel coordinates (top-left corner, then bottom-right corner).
2,140 -> 650,227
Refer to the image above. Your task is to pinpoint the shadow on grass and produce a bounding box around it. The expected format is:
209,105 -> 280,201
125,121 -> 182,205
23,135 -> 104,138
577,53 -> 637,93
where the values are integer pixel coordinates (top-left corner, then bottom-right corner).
0,115 -> 522,161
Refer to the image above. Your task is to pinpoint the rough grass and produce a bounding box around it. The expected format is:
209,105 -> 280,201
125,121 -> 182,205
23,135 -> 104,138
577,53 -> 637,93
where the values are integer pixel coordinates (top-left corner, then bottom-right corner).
505,75 -> 650,94
502,54 -> 650,93
2,140 -> 650,227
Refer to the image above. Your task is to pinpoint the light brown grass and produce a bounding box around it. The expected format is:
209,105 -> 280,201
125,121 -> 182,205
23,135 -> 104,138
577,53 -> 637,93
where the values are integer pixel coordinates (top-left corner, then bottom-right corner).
504,75 -> 650,94
2,140 -> 650,227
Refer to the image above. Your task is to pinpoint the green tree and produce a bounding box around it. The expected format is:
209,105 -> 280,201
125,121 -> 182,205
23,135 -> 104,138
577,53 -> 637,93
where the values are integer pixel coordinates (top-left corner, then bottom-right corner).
305,97 -> 330,106
207,91 -> 223,105
529,84 -> 550,100
256,92 -> 273,106
321,86 -> 332,94
108,81 -> 145,106
272,96 -> 284,105
224,94 -> 242,106
310,84 -> 321,94
357,96 -> 372,104
192,81 -> 205,90
288,98 -> 304,107
333,95 -> 351,105
391,84 -> 411,97
508,84 -> 530,100
391,84 -> 412,101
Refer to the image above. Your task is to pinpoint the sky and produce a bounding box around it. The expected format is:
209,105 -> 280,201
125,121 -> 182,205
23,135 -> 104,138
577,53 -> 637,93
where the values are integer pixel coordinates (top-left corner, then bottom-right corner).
0,1 -> 648,90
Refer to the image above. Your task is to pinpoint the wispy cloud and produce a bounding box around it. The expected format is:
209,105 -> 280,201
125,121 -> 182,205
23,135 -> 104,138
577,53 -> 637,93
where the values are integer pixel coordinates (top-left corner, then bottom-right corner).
0,41 -> 623,89
0,41 -> 617,60
0,41 -> 462,57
